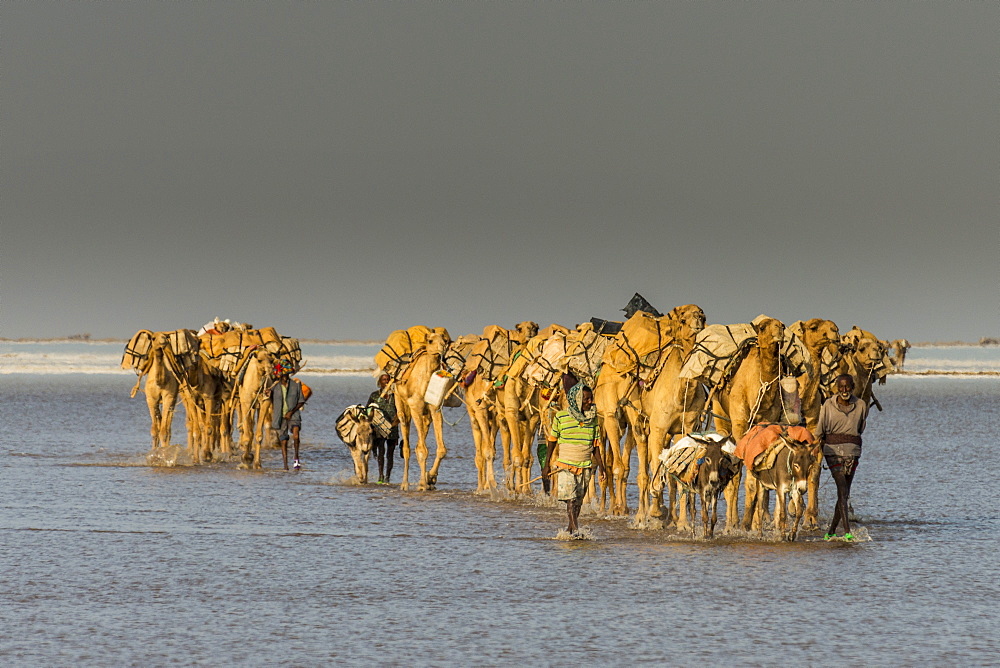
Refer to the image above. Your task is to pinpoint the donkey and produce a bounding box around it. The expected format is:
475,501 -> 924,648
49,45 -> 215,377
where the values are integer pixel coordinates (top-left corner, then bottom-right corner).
692,439 -> 740,539
746,435 -> 820,541
336,405 -> 375,484
667,435 -> 740,538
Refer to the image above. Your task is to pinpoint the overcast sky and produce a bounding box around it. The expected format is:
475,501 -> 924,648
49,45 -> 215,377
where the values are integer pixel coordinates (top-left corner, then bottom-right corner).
2,2 -> 996,342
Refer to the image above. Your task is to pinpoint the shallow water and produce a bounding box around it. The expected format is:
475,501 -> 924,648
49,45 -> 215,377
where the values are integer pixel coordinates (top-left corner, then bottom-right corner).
1,374 -> 997,665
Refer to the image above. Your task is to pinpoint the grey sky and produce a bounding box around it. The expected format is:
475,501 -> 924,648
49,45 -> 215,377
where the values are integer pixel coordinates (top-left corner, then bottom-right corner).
2,2 -> 996,342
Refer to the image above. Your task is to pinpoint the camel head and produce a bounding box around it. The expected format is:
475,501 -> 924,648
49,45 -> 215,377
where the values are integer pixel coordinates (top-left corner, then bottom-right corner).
515,321 -> 539,341
668,305 -> 706,334
801,318 -> 841,357
150,331 -> 170,352
427,330 -> 451,356
752,317 -> 785,353
853,336 -> 889,372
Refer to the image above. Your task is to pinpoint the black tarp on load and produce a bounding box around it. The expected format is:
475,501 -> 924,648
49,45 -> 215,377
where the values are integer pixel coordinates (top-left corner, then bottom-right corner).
589,293 -> 662,337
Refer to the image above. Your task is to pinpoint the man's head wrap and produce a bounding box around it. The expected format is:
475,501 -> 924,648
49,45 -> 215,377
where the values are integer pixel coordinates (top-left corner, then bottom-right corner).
567,383 -> 596,424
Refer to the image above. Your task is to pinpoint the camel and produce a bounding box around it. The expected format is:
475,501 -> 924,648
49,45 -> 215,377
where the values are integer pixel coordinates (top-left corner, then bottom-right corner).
233,346 -> 277,469
178,351 -> 227,464
136,332 -> 182,451
594,305 -> 706,519
890,339 -> 911,372
463,368 -> 509,492
835,327 -> 894,408
394,328 -> 452,491
458,322 -> 537,492
636,306 -> 707,525
501,324 -> 567,495
712,316 -> 788,530
787,318 -> 842,529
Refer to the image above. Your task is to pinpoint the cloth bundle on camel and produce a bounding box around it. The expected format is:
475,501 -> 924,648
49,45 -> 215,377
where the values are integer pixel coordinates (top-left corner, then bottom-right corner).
563,323 -> 610,388
465,325 -> 522,381
679,315 -> 809,390
602,311 -> 677,382
122,329 -> 155,372
374,325 -> 433,378
198,326 -> 297,378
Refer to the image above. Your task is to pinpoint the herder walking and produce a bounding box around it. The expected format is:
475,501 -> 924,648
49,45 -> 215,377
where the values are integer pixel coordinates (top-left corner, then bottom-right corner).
542,384 -> 607,538
368,373 -> 400,484
816,374 -> 868,541
271,359 -> 308,471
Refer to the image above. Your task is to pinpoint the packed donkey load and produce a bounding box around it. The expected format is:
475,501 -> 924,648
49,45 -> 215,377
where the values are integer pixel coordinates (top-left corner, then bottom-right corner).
124,298 -> 898,542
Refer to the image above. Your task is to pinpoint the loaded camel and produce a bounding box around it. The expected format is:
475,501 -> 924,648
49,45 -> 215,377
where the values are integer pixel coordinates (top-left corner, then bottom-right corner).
638,305 -> 707,526
135,332 -> 182,451
394,328 -> 452,491
460,322 -> 537,492
233,346 -> 277,470
712,316 -> 788,531
501,324 -> 567,495
788,318 -> 842,529
593,304 -> 705,520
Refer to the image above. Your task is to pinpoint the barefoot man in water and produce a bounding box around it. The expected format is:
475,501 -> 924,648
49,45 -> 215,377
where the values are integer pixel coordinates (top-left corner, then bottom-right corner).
542,384 -> 607,537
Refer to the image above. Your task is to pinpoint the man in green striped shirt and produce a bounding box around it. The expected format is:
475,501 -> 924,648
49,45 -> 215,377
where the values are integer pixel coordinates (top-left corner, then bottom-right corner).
542,385 -> 607,537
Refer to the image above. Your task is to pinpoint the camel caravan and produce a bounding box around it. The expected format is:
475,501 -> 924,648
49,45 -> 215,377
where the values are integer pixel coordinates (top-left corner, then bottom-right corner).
367,294 -> 897,540
122,318 -> 304,469
121,297 -> 898,541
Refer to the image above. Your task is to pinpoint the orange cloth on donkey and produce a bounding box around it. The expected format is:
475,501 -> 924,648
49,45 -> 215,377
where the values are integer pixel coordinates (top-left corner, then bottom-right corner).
734,424 -> 815,471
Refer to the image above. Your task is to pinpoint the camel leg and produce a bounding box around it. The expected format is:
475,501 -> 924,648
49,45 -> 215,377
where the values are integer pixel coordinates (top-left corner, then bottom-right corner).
253,408 -> 265,470
743,473 -> 760,530
676,487 -> 693,532
633,426 -> 652,525
469,410 -> 486,491
646,427 -> 671,520
238,406 -> 254,468
182,394 -> 199,465
498,413 -> 514,492
398,418 -> 411,491
485,418 -> 501,491
160,398 -> 177,451
147,393 -> 162,450
414,415 -> 431,491
426,409 -> 448,489
607,420 -> 631,516
722,468 -> 741,531
519,418 -> 539,494
502,408 -> 521,493
741,472 -> 758,531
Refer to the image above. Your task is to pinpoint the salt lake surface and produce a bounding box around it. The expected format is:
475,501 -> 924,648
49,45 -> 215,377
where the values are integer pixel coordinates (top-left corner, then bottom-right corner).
1,346 -> 998,665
